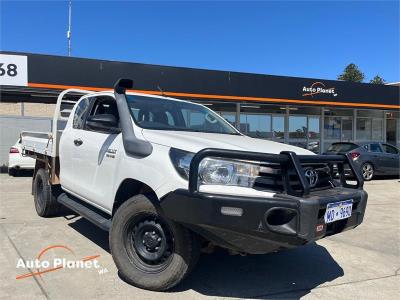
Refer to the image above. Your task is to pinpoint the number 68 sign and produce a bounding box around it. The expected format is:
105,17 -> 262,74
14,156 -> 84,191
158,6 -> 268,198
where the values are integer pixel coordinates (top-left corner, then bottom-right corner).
0,54 -> 28,87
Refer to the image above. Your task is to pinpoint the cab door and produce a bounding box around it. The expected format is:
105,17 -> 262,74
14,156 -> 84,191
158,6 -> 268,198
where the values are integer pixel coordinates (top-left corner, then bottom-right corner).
59,96 -> 92,192
71,95 -> 121,211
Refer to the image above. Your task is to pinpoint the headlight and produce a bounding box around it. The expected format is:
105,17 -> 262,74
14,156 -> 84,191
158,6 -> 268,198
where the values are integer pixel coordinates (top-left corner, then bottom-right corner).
169,148 -> 260,188
199,158 -> 260,188
169,148 -> 194,180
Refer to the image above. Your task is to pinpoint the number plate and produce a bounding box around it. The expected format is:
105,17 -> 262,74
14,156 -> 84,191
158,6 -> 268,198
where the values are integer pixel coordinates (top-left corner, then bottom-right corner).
324,200 -> 353,224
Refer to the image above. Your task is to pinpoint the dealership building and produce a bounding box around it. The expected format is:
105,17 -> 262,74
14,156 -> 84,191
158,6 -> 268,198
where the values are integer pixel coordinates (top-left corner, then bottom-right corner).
0,51 -> 399,166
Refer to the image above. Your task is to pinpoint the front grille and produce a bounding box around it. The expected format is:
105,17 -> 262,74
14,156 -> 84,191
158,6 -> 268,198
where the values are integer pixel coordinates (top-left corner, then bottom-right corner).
254,163 -> 334,193
188,148 -> 363,196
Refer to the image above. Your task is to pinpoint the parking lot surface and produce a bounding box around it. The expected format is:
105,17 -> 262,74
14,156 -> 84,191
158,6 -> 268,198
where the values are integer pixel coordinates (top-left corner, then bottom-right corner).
0,173 -> 399,300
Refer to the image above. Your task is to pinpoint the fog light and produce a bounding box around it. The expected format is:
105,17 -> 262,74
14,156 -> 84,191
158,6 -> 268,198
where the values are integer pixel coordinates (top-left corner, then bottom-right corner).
220,206 -> 243,217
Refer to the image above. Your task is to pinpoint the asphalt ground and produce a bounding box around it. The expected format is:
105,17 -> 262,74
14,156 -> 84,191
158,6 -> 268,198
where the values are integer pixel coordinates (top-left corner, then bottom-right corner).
0,173 -> 399,299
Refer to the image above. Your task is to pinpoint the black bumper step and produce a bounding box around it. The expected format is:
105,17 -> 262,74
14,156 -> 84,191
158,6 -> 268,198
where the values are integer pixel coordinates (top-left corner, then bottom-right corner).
57,193 -> 111,231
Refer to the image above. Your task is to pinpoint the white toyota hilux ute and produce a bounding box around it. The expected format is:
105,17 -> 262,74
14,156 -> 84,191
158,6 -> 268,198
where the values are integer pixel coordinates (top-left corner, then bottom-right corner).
21,79 -> 367,291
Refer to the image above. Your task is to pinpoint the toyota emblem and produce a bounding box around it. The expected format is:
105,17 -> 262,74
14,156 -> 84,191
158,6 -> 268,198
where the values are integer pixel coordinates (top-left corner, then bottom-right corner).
304,168 -> 318,188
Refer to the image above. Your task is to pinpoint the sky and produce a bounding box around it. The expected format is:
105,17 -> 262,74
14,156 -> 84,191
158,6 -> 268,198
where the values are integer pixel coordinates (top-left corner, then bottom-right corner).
1,0 -> 399,83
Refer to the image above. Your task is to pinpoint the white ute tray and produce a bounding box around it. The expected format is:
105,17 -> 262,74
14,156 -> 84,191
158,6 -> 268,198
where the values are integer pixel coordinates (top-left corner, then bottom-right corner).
21,131 -> 55,157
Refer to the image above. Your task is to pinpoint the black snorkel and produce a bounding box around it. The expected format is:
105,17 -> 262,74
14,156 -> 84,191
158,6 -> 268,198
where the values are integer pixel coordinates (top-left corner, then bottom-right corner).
113,78 -> 153,157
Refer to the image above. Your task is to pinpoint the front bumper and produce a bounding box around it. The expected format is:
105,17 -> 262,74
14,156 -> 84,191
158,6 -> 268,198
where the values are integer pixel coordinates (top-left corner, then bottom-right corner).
161,187 -> 367,254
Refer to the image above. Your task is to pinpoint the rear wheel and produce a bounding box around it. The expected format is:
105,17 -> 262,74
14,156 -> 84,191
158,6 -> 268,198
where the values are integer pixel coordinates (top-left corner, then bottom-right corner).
110,194 -> 200,291
33,168 -> 61,217
361,162 -> 374,181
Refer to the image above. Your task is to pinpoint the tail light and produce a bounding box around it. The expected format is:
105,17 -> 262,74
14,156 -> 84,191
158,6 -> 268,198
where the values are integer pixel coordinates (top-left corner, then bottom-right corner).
9,147 -> 19,154
350,152 -> 360,160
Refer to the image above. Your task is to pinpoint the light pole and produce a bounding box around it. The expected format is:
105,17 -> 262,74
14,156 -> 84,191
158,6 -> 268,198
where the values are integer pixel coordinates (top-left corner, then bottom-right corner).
67,0 -> 72,56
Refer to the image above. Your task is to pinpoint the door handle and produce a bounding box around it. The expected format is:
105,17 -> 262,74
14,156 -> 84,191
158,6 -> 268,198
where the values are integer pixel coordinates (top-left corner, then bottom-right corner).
74,138 -> 83,146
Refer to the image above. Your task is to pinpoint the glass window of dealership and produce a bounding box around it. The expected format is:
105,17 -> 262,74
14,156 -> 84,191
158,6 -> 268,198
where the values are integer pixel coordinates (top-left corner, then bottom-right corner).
201,101 -> 400,153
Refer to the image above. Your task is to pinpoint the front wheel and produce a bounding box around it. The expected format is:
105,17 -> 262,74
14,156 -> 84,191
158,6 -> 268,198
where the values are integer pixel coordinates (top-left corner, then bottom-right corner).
361,162 -> 374,181
110,194 -> 200,291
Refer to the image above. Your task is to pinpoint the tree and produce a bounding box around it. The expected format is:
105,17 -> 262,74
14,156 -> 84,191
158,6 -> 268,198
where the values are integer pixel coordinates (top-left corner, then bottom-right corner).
369,75 -> 385,84
337,63 -> 365,82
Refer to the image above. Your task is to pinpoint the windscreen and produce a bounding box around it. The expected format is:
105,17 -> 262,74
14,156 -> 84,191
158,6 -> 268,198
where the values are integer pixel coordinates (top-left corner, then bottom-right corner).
327,143 -> 358,153
126,95 -> 240,135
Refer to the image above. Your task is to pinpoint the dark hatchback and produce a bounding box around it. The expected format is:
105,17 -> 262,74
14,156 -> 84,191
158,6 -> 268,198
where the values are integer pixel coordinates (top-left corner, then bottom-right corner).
325,142 -> 400,181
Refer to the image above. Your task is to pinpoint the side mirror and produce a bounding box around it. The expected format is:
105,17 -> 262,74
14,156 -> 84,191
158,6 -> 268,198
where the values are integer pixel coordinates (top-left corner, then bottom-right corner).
86,114 -> 120,133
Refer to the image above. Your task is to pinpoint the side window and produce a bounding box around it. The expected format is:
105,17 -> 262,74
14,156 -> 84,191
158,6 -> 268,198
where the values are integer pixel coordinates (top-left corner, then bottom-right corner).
369,143 -> 383,153
382,144 -> 399,154
73,97 -> 91,129
84,96 -> 119,131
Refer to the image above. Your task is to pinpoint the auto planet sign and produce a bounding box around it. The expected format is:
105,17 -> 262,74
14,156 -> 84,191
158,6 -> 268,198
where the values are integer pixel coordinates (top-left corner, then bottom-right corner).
302,81 -> 337,97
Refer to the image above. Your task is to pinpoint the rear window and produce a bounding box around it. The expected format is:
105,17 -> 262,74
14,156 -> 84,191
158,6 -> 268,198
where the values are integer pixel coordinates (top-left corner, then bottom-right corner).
327,143 -> 358,152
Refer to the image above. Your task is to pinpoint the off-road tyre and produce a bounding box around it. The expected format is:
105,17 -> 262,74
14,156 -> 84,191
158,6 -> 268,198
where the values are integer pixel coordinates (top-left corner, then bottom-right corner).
33,168 -> 62,217
110,194 -> 200,291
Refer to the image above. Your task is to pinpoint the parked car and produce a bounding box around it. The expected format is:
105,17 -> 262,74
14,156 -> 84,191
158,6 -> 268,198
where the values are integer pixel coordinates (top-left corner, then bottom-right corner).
8,138 -> 35,176
325,142 -> 400,181
20,79 -> 367,291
